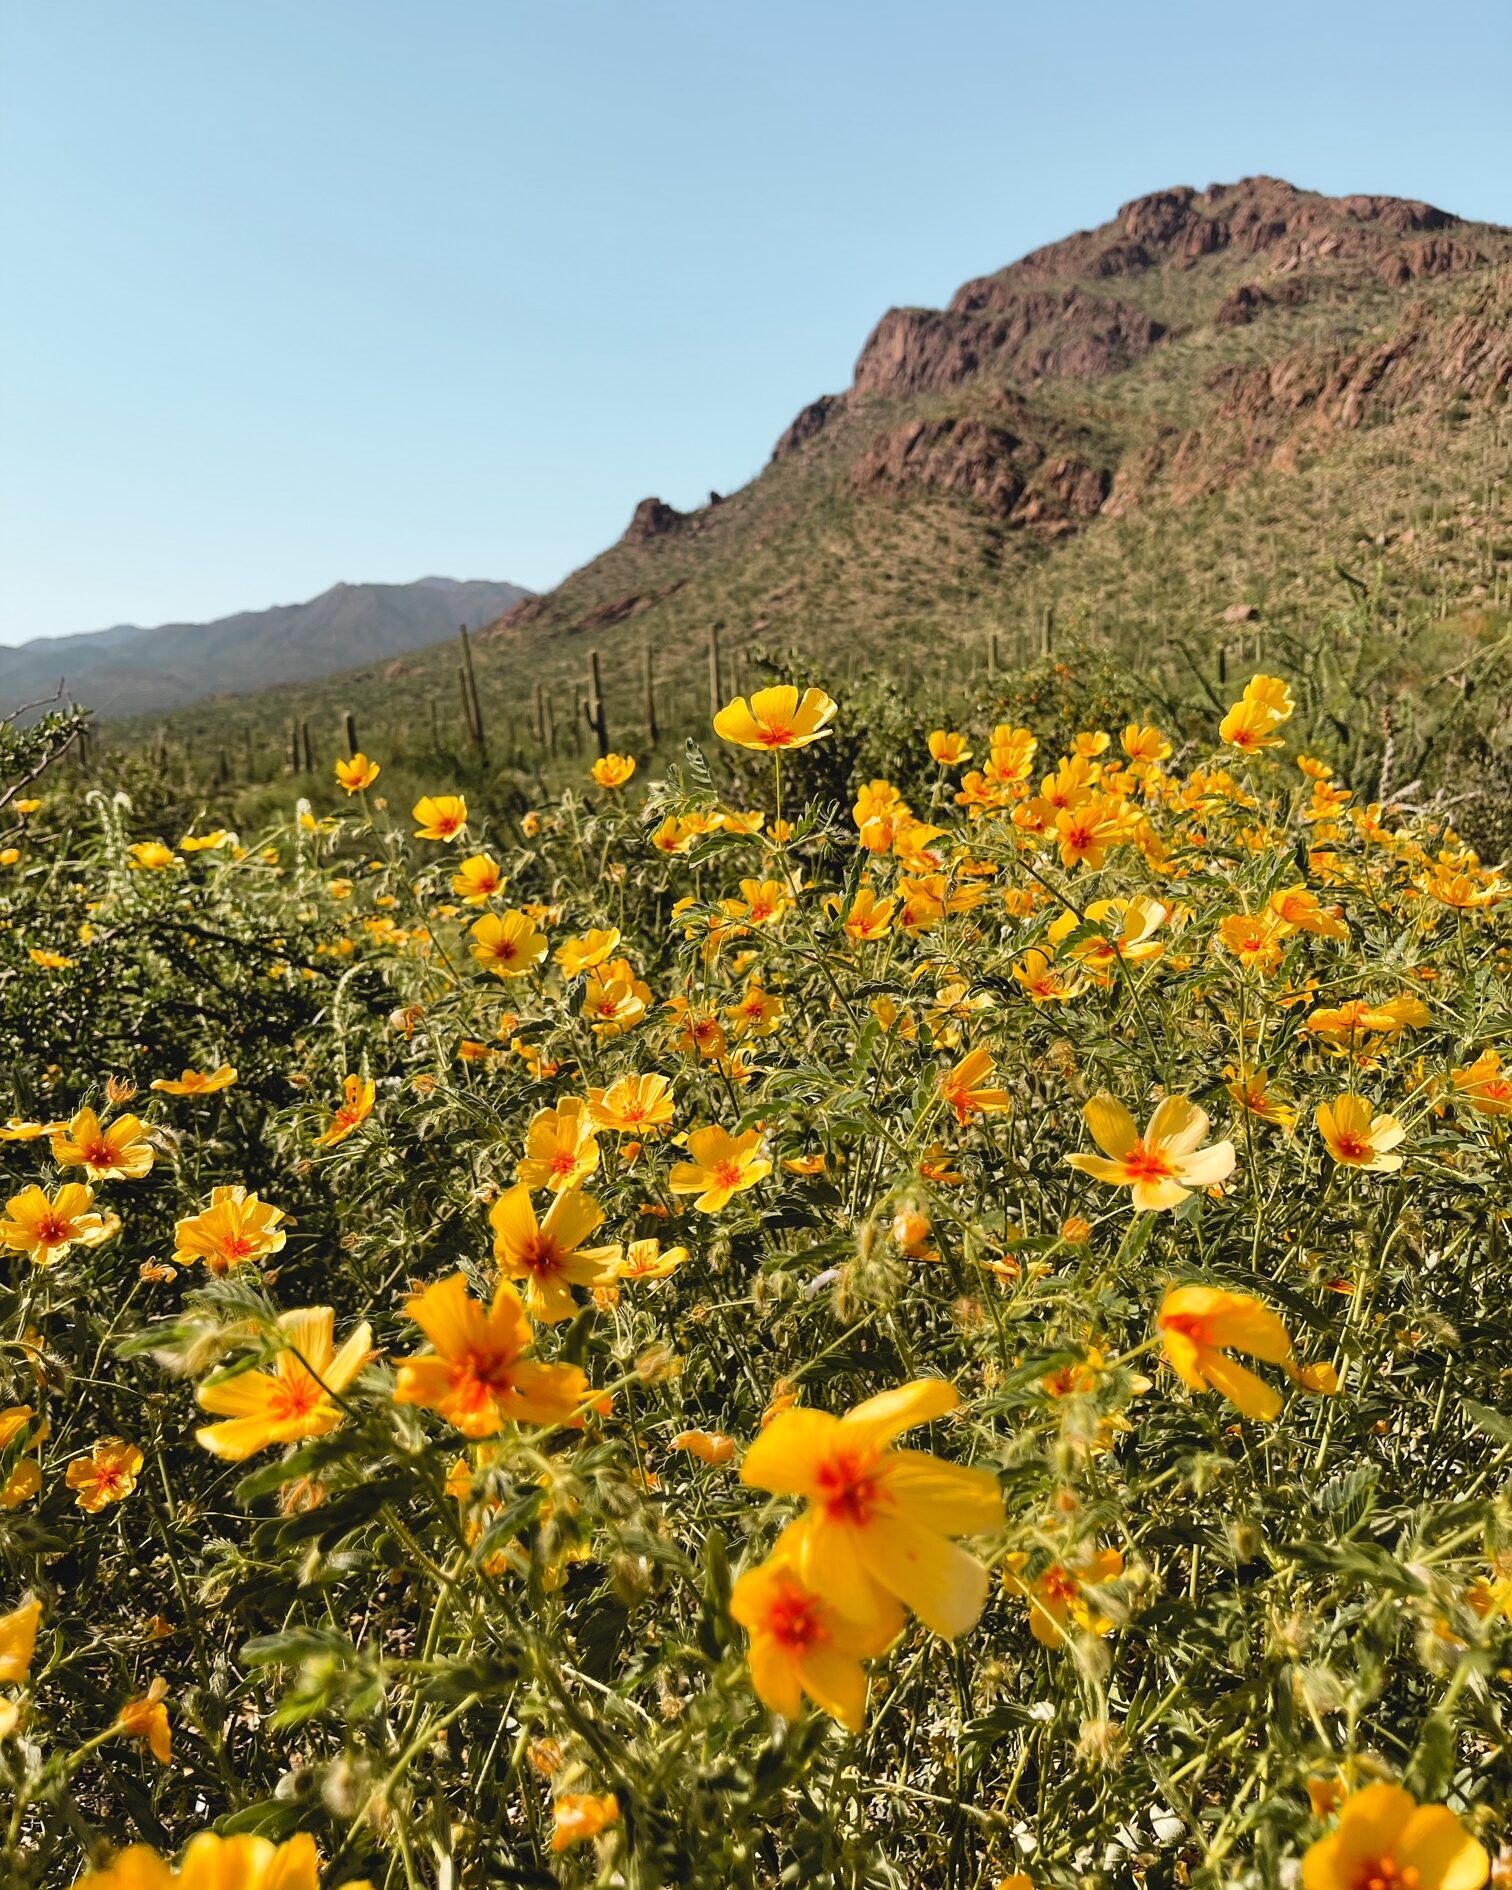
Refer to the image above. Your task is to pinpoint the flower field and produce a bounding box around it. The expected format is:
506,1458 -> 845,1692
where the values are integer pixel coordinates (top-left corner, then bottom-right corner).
2,671 -> 1510,1889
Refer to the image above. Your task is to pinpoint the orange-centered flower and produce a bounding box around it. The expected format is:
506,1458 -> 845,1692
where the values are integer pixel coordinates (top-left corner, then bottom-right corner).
451,853 -> 507,903
335,753 -> 380,793
517,1098 -> 601,1194
937,1047 -> 1011,1122
470,909 -> 549,979
731,1539 -> 902,1732
713,684 -> 837,752
1065,1094 -> 1235,1212
1003,1544 -> 1125,1647
1300,1782 -> 1488,1890
0,1183 -> 120,1267
394,1271 -> 592,1436
1316,1094 -> 1405,1172
174,1185 -> 288,1273
51,1107 -> 155,1180
412,794 -> 467,841
66,1438 -> 144,1512
668,1125 -> 772,1212
315,1075 -> 376,1147
488,1184 -> 619,1322
1451,1049 -> 1512,1117
587,1072 -> 675,1136
740,1379 -> 1005,1639
196,1307 -> 373,1459
1155,1284 -> 1332,1422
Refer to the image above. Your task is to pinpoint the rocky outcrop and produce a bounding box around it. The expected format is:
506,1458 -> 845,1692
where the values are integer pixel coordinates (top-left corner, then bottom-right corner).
1104,262 -> 1512,506
852,288 -> 1166,398
623,497 -> 687,543
851,417 -> 1109,533
771,393 -> 846,462
851,418 -> 1037,516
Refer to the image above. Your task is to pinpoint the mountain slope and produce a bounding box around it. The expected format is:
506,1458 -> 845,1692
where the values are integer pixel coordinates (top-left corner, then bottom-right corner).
132,178 -> 1510,767
0,576 -> 530,719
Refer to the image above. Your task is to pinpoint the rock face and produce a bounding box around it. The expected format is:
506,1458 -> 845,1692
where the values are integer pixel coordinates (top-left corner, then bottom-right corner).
623,497 -> 687,543
475,176 -> 1512,656
771,394 -> 846,462
788,177 -> 1505,443
852,288 -> 1166,398
852,418 -> 1039,517
850,416 -> 1109,529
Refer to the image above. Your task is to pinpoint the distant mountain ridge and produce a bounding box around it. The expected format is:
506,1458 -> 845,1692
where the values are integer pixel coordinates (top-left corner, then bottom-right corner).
0,576 -> 531,719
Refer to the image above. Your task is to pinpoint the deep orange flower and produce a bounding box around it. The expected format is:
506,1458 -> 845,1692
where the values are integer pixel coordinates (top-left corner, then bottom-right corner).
66,1438 -> 143,1512
315,1075 -> 376,1147
489,1184 -> 619,1322
394,1272 -> 591,1436
150,1065 -> 238,1097
713,684 -> 836,751
118,1678 -> 172,1764
51,1107 -> 155,1180
335,753 -> 380,792
551,1792 -> 620,1853
740,1379 -> 1004,1639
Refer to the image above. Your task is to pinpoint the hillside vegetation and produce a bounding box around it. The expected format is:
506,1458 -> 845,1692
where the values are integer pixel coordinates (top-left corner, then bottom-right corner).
120,179 -> 1511,833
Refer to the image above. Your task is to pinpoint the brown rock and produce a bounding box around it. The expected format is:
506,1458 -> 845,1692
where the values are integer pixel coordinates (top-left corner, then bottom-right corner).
771,393 -> 845,462
851,416 -> 1040,517
623,497 -> 687,543
1222,603 -> 1260,624
852,288 -> 1166,398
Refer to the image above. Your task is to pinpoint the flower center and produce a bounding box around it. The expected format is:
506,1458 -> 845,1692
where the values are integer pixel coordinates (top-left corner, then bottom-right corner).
1120,1141 -> 1173,1184
816,1446 -> 888,1527
82,1139 -> 115,1167
549,1150 -> 579,1178
1040,1566 -> 1081,1607
1332,1132 -> 1371,1162
453,1350 -> 517,1411
518,1234 -> 566,1277
767,1588 -> 826,1650
1353,1860 -> 1418,1890
712,1159 -> 743,1191
36,1214 -> 72,1244
269,1374 -> 324,1422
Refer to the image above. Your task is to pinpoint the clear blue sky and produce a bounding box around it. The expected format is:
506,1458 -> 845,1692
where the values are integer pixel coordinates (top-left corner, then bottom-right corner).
2,0 -> 1508,644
